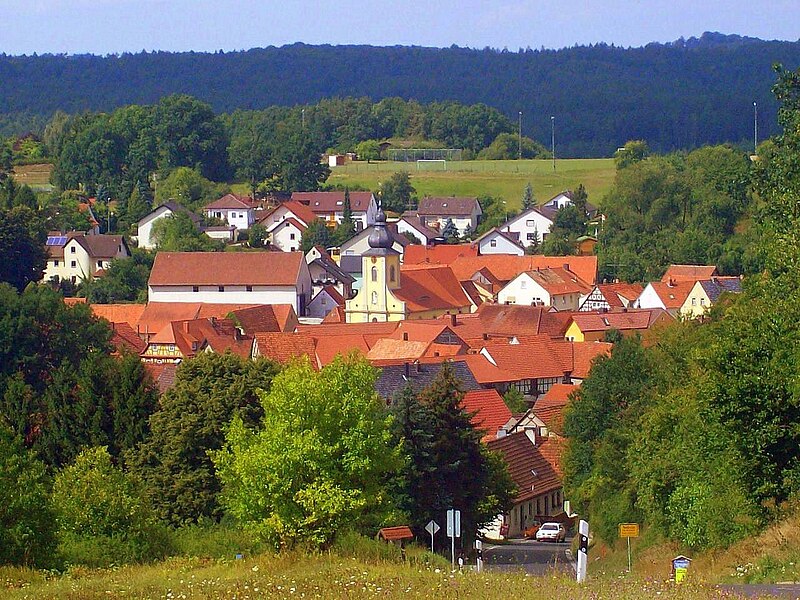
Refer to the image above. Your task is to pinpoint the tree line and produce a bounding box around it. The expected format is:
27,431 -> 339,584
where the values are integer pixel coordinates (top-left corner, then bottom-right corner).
1,33 -> 799,155
563,64 -> 800,550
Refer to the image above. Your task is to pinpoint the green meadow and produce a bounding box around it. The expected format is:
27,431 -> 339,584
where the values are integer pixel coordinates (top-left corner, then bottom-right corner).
326,159 -> 616,211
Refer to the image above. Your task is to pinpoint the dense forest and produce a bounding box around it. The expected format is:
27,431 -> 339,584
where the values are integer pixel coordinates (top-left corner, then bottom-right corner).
2,33 -> 800,155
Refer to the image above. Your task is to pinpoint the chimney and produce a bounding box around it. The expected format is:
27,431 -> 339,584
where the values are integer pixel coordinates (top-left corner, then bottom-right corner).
482,332 -> 489,340
403,332 -> 409,341
668,278 -> 675,287
210,316 -> 217,325
182,321 -> 189,333
563,263 -> 570,272
450,313 -> 457,326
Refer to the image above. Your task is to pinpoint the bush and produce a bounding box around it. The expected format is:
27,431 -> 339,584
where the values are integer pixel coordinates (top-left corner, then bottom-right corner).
171,521 -> 263,559
58,527 -> 173,568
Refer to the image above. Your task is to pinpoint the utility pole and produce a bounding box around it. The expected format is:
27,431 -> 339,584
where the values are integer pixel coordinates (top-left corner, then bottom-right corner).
302,107 -> 306,131
518,111 -> 523,159
753,101 -> 758,155
551,115 -> 556,171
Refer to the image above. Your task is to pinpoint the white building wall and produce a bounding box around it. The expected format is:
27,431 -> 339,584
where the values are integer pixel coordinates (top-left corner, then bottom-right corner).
271,222 -> 303,252
137,207 -> 174,249
478,233 -> 524,256
396,220 -> 433,245
505,211 -> 553,247
206,208 -> 254,230
307,289 -> 339,319
497,274 -> 551,307
148,285 -> 301,309
423,216 -> 476,236
633,284 -> 666,309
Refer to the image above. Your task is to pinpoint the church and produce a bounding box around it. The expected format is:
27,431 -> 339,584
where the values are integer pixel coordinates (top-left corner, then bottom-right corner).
345,210 -> 472,323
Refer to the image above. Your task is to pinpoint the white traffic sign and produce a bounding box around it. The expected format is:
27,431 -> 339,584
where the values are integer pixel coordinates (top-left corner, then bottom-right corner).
425,520 -> 440,536
446,509 -> 461,538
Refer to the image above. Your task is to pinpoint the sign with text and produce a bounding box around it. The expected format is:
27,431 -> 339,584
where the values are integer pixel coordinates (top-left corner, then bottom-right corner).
446,509 -> 461,538
619,523 -> 640,538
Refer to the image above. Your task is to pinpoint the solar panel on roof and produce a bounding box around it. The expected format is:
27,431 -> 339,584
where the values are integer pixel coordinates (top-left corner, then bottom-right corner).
46,236 -> 67,246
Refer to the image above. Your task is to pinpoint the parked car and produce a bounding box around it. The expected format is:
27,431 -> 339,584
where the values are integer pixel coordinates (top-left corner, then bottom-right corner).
535,522 -> 566,543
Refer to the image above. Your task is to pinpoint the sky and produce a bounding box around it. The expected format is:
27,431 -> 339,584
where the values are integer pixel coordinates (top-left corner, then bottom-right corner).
2,0 -> 799,56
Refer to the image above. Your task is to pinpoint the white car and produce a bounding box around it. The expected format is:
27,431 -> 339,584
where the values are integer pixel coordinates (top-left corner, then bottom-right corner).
535,522 -> 566,543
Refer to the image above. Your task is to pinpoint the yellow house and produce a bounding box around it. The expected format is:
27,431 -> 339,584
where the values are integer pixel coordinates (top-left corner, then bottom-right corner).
346,211 -> 472,323
565,309 -> 673,342
680,277 -> 742,318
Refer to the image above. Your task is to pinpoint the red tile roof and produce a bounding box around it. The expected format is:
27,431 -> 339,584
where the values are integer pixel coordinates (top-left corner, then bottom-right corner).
487,432 -> 562,502
204,193 -> 256,211
462,389 -> 512,443
596,283 -> 644,306
252,332 -> 319,368
137,302 -> 258,337
571,342 -> 612,379
661,264 -> 718,283
396,265 -> 472,313
292,191 -> 375,213
378,526 -> 414,541
143,363 -> 178,395
319,285 -> 345,306
569,309 -> 662,333
322,305 -> 346,323
367,339 -> 431,361
533,384 -> 576,434
481,336 -> 570,380
461,354 -> 520,384
647,281 -> 696,309
522,267 -> 593,296
258,201 -> 319,227
149,252 -> 305,286
449,255 -> 598,287
89,303 -> 146,328
404,244 -> 478,265
109,322 -> 147,354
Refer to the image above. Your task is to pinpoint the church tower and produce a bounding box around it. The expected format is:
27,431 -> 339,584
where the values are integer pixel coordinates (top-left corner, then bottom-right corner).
345,210 -> 406,322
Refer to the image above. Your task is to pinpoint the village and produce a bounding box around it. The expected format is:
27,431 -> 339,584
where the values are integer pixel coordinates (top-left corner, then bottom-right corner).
40,186 -> 743,548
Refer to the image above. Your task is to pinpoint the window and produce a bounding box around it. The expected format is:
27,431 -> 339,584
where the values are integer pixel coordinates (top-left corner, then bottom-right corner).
97,261 -> 103,269
70,260 -> 77,268
526,220 -> 535,226
218,286 -> 225,292
520,280 -> 527,289
70,246 -> 76,253
691,298 -> 697,306
246,285 -> 253,292
700,298 -> 706,306
321,296 -> 327,305
536,377 -> 560,395
561,296 -> 566,304
192,286 -> 199,293
54,260 -> 59,267
490,239 -> 497,247
371,266 -> 378,282
389,265 -> 396,282
371,291 -> 378,305
290,233 -> 296,240
526,233 -> 536,240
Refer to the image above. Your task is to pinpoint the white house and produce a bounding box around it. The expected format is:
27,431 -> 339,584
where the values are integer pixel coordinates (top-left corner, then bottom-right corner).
147,252 -> 313,315
416,197 -> 482,236
502,207 -> 555,248
306,285 -> 346,319
306,246 -> 354,299
44,232 -> 130,284
270,218 -> 306,252
473,228 -> 525,256
136,202 -> 201,250
497,267 -> 592,311
395,213 -> 440,245
203,194 -> 257,231
633,280 -> 696,317
292,191 -> 379,231
257,201 -> 318,230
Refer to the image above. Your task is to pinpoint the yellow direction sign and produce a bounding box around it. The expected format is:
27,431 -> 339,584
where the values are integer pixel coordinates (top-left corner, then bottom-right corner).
619,523 -> 640,538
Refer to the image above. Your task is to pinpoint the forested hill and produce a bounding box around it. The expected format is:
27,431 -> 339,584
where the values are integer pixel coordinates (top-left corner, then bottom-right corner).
2,32 -> 800,156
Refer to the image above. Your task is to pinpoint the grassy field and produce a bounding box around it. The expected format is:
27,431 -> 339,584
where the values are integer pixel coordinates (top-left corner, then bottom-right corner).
1,550 -> 738,599
326,159 -> 616,211
11,163 -> 55,191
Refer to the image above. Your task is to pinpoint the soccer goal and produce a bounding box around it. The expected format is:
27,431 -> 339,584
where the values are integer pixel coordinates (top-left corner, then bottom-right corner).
416,159 -> 447,171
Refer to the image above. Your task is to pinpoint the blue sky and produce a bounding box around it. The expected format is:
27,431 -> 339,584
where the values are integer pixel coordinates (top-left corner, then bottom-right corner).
3,0 -> 799,55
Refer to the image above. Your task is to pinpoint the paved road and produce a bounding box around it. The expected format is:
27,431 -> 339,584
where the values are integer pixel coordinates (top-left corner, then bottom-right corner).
719,584 -> 800,598
483,538 -> 574,575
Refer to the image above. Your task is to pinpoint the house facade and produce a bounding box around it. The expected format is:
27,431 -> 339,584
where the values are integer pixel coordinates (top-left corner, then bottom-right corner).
44,232 -> 130,284
416,197 -> 482,236
270,218 -> 306,252
203,194 -> 256,231
395,213 -> 440,245
502,207 -> 554,248
147,252 -> 313,315
473,228 -> 525,256
578,283 -> 644,312
680,277 -> 742,318
497,267 -> 592,311
292,191 -> 379,231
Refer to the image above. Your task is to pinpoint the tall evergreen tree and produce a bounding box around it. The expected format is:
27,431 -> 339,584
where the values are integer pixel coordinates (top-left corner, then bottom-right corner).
522,182 -> 535,210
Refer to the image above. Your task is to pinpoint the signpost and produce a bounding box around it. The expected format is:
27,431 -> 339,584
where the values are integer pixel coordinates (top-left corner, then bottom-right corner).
619,523 -> 640,572
425,519 -> 440,554
446,509 -> 461,569
475,539 -> 483,573
576,520 -> 589,583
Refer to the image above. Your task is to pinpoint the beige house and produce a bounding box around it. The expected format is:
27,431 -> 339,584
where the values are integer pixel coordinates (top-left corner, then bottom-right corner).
681,277 -> 742,318
44,232 -> 130,284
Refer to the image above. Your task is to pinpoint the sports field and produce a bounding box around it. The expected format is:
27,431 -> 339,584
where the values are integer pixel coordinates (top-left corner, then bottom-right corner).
326,159 -> 616,211
11,163 -> 54,191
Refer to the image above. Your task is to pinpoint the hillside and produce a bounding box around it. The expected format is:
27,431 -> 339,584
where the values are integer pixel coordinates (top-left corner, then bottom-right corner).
2,33 -> 800,155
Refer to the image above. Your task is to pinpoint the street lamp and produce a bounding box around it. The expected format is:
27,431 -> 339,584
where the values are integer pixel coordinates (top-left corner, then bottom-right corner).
753,101 -> 758,155
518,111 -> 523,160
550,116 -> 555,171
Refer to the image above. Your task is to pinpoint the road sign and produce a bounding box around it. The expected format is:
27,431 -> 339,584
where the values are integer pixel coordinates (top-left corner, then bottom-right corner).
426,520 -> 440,553
446,509 -> 461,538
425,520 -> 440,536
577,520 -> 589,583
619,523 -> 640,538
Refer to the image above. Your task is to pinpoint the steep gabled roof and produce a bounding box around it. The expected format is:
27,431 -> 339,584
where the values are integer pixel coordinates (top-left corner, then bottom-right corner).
472,227 -> 526,251
108,322 -> 147,355
646,281 -> 696,309
449,255 -> 598,287
375,359 -> 481,400
89,303 -> 146,328
487,432 -> 562,502
661,264 -> 718,283
520,267 -> 593,296
462,389 -> 513,443
149,252 -> 305,286
533,383 -> 576,434
397,213 -> 440,240
698,277 -> 742,302
252,332 -> 319,368
257,201 -> 319,227
569,309 -> 667,332
404,244 -> 478,264
395,265 -> 472,313
417,197 -> 481,217
571,341 -> 612,379
480,335 -> 571,381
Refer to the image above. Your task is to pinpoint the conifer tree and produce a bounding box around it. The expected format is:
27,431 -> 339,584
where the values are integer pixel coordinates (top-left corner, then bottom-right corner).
522,182 -> 535,210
